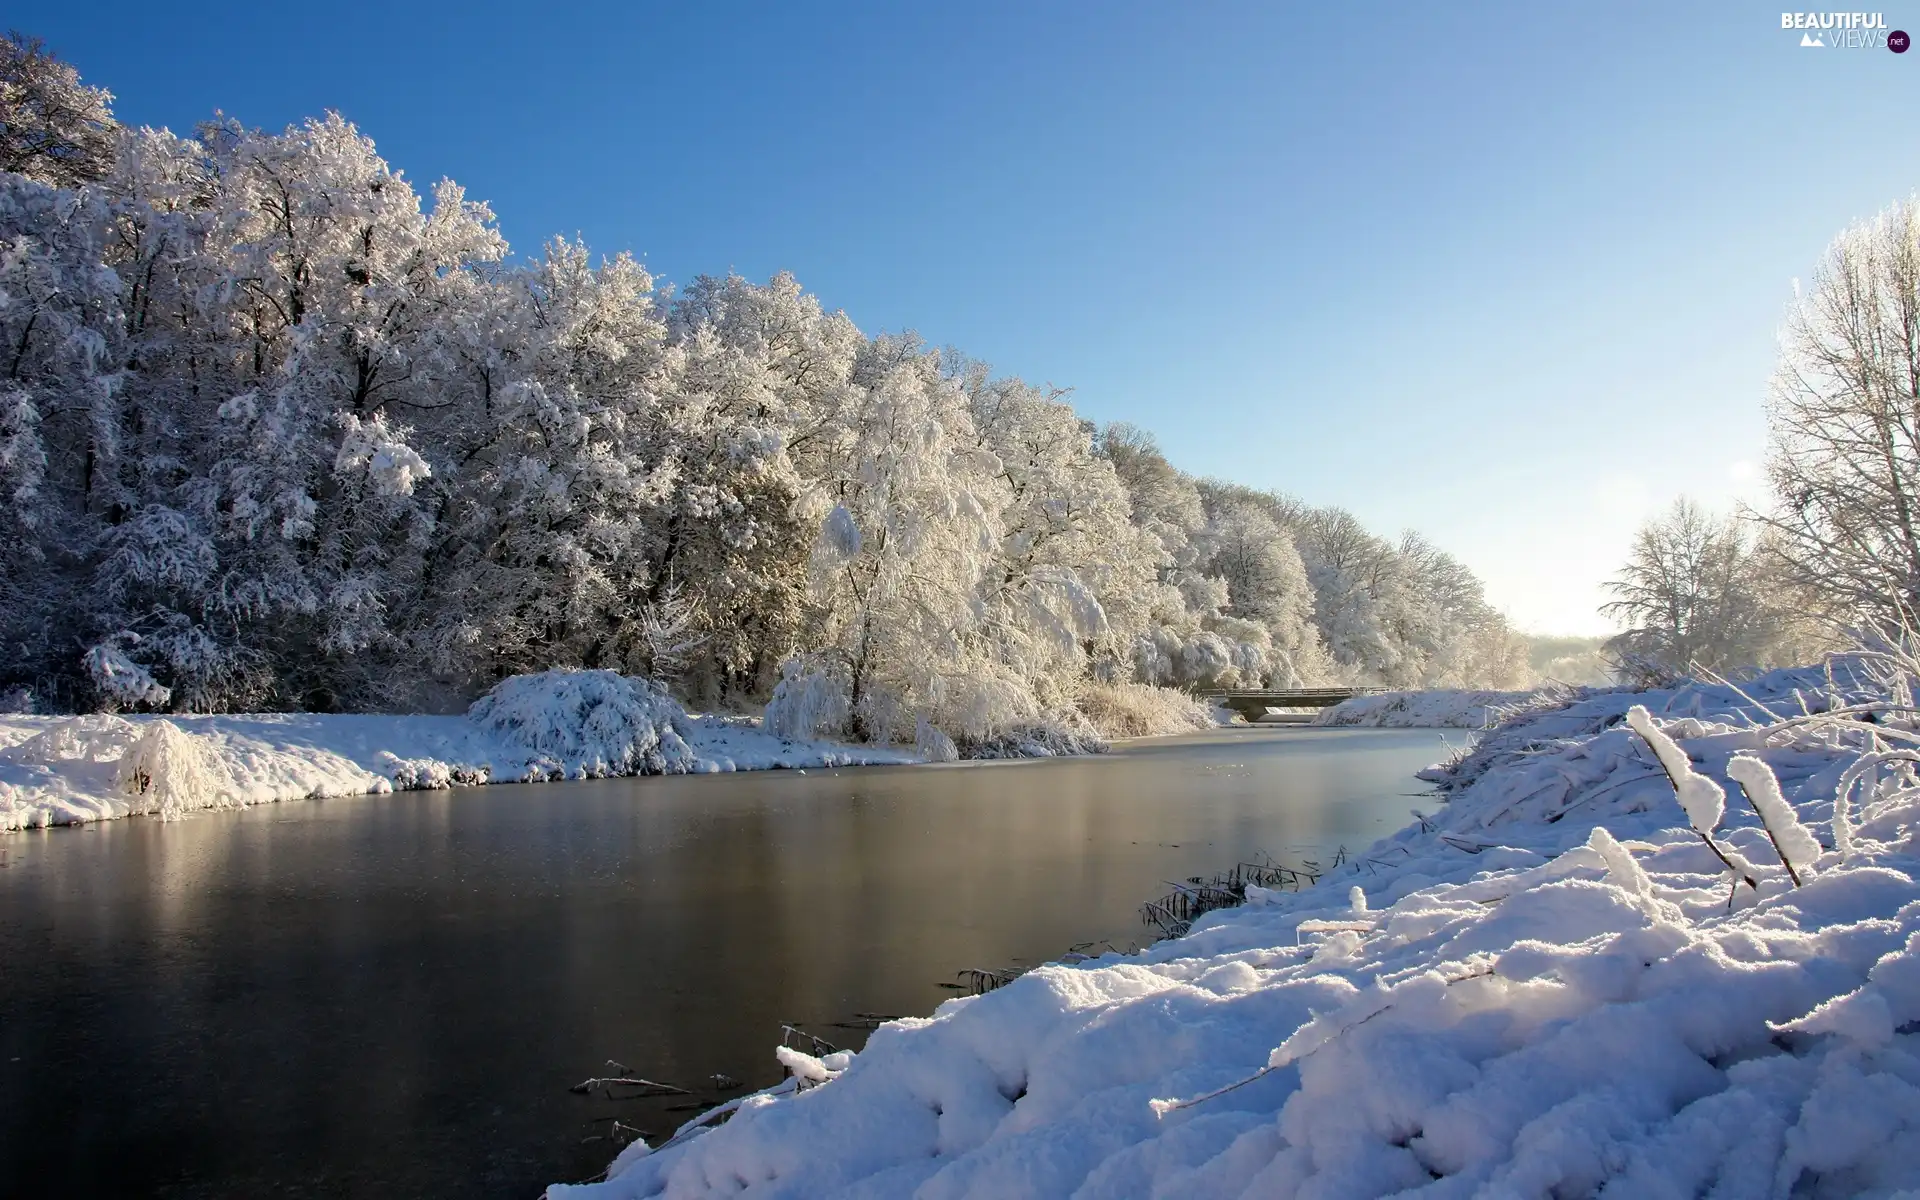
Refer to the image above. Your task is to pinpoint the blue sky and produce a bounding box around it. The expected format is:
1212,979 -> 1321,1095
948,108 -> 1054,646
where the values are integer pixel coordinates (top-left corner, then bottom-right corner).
23,1 -> 1918,633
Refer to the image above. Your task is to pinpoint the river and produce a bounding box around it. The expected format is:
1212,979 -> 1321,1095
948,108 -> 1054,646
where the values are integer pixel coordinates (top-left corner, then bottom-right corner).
0,725 -> 1448,1196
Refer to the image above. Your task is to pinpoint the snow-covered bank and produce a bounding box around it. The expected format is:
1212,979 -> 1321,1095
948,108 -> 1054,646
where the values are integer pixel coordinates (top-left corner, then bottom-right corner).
0,671 -> 918,830
553,657 -> 1920,1198
1313,687 -> 1562,729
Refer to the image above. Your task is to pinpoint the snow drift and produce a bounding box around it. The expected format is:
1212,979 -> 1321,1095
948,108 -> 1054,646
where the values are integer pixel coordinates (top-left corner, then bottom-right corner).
551,656 -> 1920,1199
0,671 -> 918,830
1314,687 -> 1565,729
468,670 -> 700,779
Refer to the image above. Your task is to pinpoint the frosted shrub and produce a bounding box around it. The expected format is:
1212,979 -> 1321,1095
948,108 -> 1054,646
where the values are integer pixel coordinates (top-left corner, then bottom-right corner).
116,720 -> 231,819
956,715 -> 1109,760
854,684 -> 912,747
468,670 -> 698,777
933,672 -> 1038,742
763,658 -> 853,741
913,717 -> 958,763
1075,681 -> 1213,738
374,752 -> 487,790
83,638 -> 171,708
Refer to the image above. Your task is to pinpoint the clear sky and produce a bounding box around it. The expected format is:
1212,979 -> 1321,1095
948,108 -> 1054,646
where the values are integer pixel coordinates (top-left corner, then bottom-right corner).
20,1 -> 1918,634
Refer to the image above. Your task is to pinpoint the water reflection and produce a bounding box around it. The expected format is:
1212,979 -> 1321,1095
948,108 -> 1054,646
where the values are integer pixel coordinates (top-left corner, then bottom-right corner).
0,726 -> 1446,1196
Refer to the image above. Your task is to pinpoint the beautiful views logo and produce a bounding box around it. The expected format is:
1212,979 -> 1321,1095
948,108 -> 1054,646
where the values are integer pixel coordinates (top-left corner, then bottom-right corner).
1781,11 -> 1907,48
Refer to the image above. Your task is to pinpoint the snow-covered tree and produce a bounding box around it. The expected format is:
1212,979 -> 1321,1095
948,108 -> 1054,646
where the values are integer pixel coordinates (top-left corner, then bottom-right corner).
0,173 -> 124,706
1762,195 -> 1920,627
0,33 -> 116,187
796,344 -> 1002,740
1192,499 -> 1326,685
1602,498 -> 1818,683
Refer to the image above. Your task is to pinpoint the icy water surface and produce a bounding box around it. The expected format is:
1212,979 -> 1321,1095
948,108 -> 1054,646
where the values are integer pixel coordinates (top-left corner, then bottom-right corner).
0,726 -> 1447,1196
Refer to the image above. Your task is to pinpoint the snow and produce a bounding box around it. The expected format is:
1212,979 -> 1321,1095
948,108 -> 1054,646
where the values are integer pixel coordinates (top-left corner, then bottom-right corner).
116,717 -> 232,818
1626,703 -> 1727,836
820,505 -> 862,560
915,718 -> 960,764
468,669 -> 700,778
762,659 -> 854,743
1729,753 -> 1823,879
1315,688 -> 1555,729
0,671 -> 918,830
550,657 -> 1920,1199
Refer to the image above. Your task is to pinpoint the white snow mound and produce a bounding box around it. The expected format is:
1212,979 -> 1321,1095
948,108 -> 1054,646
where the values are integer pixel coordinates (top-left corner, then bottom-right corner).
1,673 -> 919,830
1315,688 -> 1557,729
468,669 -> 700,779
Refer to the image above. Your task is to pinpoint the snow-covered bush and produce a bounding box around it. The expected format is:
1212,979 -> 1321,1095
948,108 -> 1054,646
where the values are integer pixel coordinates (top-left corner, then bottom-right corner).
955,715 -> 1109,760
914,717 -> 958,763
763,657 -> 853,742
115,719 -> 231,818
374,751 -> 488,790
1075,681 -> 1214,738
467,670 -> 698,778
83,638 -> 171,709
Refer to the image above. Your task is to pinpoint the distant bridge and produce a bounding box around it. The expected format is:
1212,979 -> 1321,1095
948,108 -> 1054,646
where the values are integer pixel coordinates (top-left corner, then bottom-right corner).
1208,688 -> 1385,723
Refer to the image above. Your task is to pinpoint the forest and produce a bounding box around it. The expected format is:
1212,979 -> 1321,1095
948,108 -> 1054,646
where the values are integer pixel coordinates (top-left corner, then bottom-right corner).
0,36 -> 1535,747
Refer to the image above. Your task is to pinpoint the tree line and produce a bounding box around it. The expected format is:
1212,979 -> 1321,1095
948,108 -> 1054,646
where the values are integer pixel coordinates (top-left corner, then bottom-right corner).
0,34 -> 1530,736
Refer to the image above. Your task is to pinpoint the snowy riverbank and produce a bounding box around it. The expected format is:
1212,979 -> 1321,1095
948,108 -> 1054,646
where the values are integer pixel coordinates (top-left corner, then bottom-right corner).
553,656 -> 1920,1198
0,671 -> 919,830
1313,687 -> 1561,729
0,672 -> 1240,831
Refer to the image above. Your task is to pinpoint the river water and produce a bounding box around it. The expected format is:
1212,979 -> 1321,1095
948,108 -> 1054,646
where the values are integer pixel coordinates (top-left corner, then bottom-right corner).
0,726 -> 1448,1196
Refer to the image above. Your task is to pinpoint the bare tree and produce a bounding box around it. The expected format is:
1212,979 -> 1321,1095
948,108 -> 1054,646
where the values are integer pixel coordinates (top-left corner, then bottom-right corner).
1760,195 -> 1920,625
0,32 -> 117,187
1602,499 -> 1793,679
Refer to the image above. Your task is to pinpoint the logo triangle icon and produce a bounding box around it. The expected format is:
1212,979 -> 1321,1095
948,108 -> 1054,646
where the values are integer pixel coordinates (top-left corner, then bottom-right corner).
1800,31 -> 1825,46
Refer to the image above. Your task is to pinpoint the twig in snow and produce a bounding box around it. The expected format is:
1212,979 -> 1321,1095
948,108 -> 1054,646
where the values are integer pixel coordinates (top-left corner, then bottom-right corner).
779,1025 -> 839,1056
1727,754 -> 1818,886
650,1076 -> 801,1155
1149,965 -> 1495,1116
1696,830 -> 1759,892
1543,768 -> 1666,823
959,966 -> 1026,994
1626,706 -> 1758,891
569,1075 -> 692,1098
